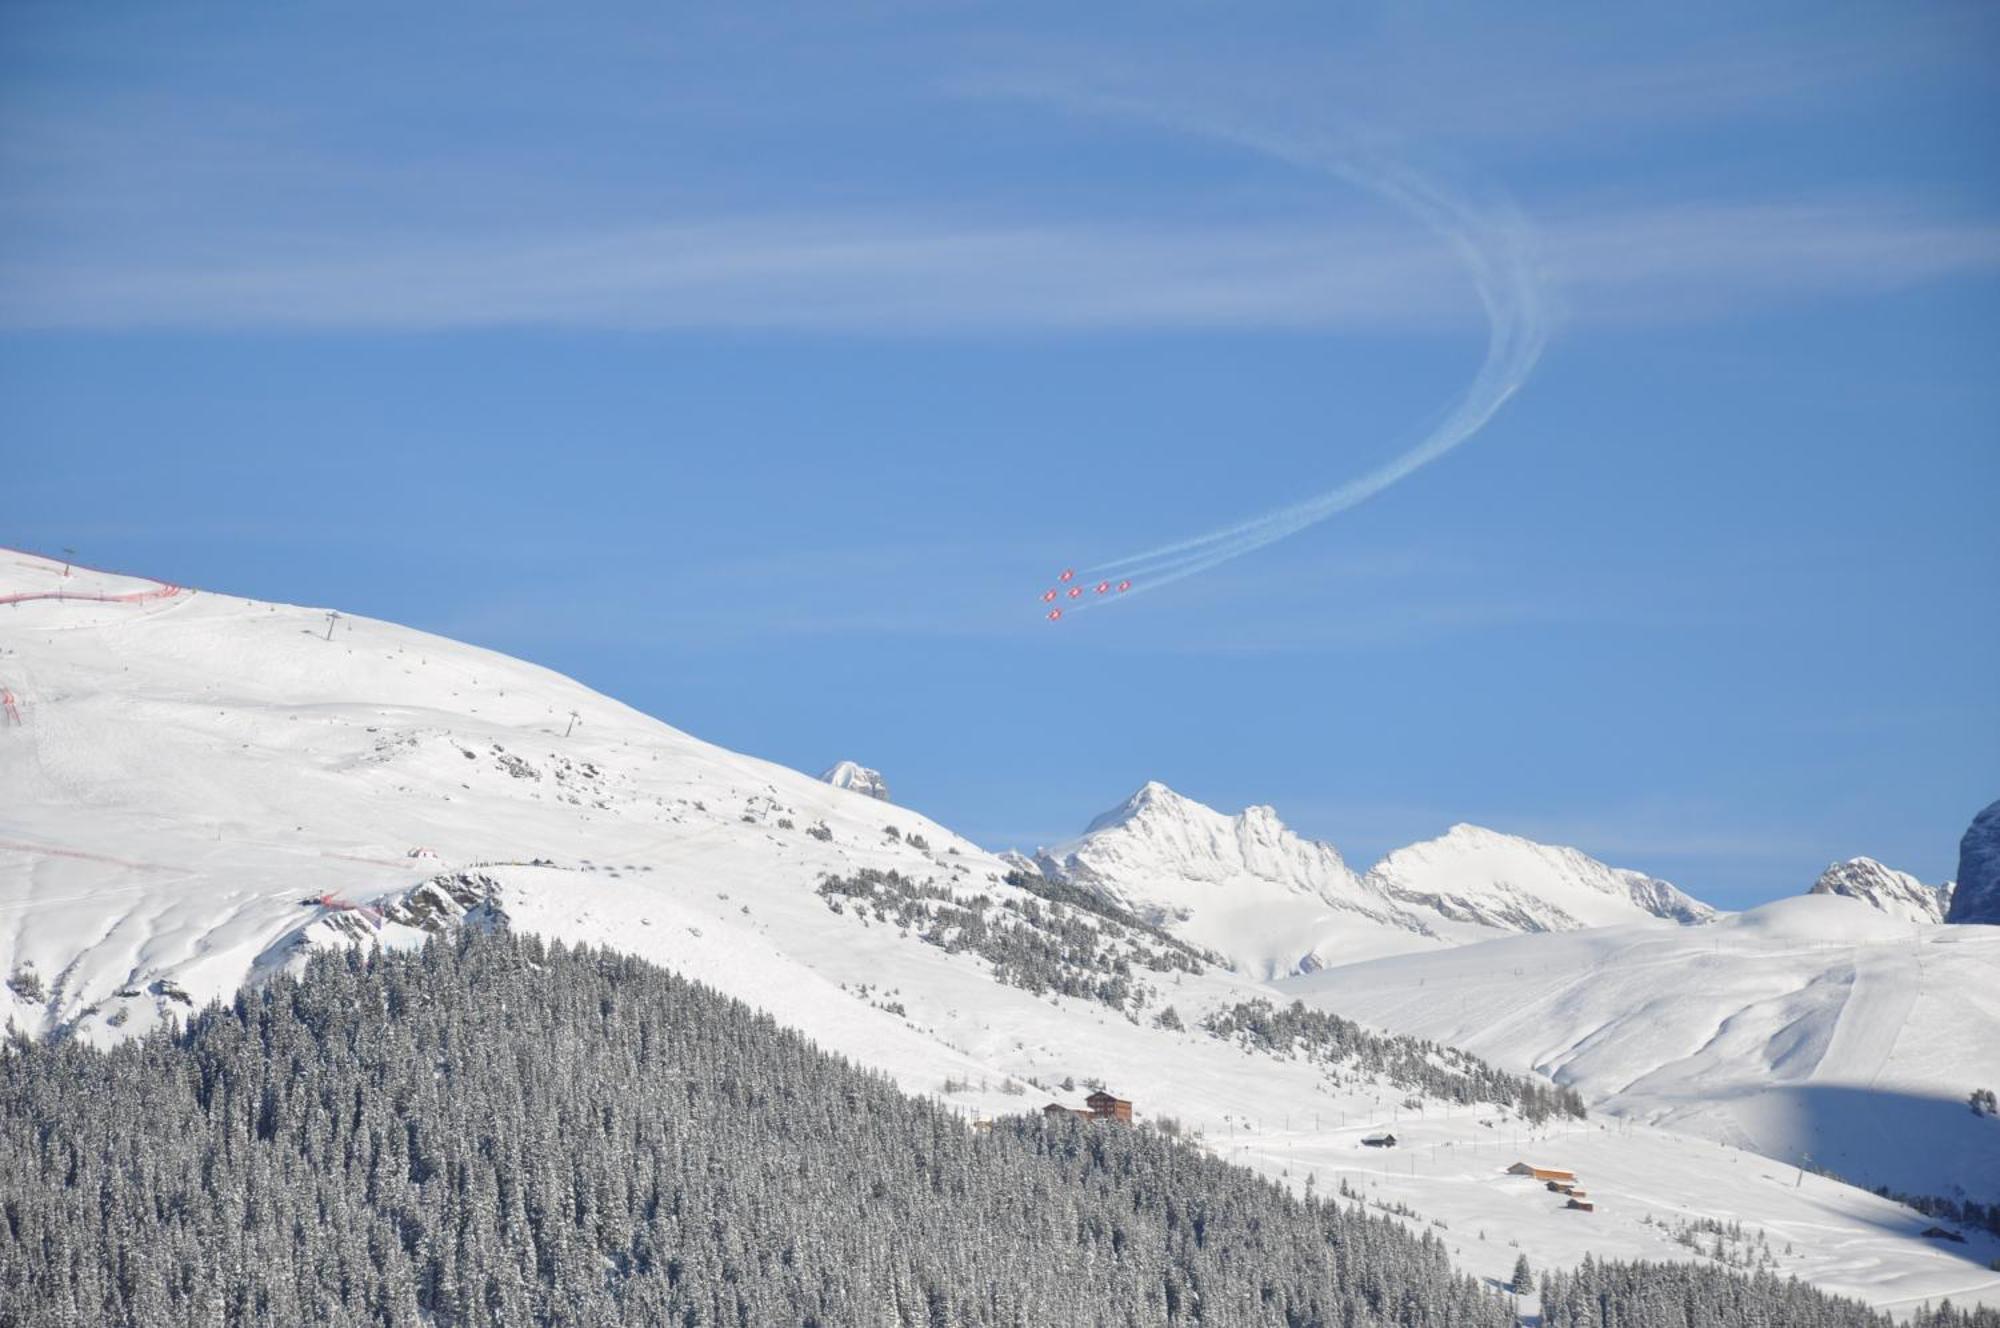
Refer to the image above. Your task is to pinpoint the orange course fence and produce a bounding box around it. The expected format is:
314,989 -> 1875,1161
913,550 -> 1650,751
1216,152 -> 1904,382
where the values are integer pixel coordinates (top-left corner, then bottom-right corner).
0,580 -> 183,607
0,545 -> 185,607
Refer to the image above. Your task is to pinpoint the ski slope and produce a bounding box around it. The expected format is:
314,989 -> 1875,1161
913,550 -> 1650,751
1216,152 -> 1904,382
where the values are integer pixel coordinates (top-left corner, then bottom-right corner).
1287,896 -> 2000,1202
2,547 -> 1994,1314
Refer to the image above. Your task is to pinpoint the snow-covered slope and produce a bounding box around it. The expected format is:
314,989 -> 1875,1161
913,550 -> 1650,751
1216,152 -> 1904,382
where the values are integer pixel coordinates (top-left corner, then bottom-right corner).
1810,857 -> 1952,923
3,547 -> 1993,1312
1288,894 -> 2000,1203
1364,822 -> 1715,932
1028,785 -> 1712,978
1947,799 -> 2000,925
820,759 -> 890,801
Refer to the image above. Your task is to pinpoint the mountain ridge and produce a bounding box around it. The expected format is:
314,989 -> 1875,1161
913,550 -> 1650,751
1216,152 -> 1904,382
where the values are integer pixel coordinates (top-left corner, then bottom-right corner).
1808,856 -> 1952,923
1025,782 -> 1714,977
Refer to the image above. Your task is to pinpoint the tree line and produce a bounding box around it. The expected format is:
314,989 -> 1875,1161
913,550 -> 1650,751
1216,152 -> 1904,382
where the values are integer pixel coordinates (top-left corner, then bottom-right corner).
1201,998 -> 1587,1124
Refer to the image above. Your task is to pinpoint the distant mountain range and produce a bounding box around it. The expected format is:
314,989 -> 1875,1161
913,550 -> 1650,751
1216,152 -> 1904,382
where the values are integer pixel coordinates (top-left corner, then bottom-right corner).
1016,780 -> 1713,978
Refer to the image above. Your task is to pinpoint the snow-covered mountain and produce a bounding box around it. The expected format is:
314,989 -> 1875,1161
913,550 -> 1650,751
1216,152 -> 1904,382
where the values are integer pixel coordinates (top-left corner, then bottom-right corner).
1028,782 -> 1408,976
820,759 -> 890,801
1947,798 -> 2000,925
1027,783 -> 1712,978
3,548 -> 1994,1311
1808,856 -> 1952,923
1364,822 -> 1715,931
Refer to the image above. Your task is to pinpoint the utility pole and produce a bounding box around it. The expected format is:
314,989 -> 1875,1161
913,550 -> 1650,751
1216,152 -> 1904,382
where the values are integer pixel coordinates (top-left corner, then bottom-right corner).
61,548 -> 76,576
564,709 -> 581,738
324,610 -> 341,641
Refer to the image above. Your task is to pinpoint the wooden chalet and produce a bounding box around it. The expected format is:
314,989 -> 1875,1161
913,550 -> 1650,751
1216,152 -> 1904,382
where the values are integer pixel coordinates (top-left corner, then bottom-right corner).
1566,1198 -> 1596,1213
1042,1102 -> 1092,1121
1361,1134 -> 1398,1149
1507,1163 -> 1577,1183
1086,1090 -> 1133,1124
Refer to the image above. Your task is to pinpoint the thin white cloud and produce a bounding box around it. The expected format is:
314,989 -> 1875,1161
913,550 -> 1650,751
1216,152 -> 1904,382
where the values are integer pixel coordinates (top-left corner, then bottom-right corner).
1550,201 -> 2000,321
2,200 -> 1992,333
0,215 -> 1447,332
955,9 -> 1997,153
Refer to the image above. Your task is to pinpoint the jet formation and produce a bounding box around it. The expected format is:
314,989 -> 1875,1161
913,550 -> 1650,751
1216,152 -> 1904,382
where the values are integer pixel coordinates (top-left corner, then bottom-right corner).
1039,568 -> 1130,621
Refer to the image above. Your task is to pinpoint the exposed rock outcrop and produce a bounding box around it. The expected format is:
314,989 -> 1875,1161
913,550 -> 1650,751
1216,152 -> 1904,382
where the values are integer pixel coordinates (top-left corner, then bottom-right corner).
821,761 -> 890,802
1809,857 -> 1951,924
1945,799 -> 2000,925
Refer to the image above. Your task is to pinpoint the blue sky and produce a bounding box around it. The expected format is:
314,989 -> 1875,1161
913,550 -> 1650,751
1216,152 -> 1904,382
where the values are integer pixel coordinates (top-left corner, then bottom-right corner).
3,3 -> 1996,907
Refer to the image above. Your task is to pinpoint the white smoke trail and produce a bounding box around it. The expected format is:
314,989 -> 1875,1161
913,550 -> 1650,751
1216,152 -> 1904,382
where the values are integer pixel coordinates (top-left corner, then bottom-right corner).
1061,113 -> 1549,607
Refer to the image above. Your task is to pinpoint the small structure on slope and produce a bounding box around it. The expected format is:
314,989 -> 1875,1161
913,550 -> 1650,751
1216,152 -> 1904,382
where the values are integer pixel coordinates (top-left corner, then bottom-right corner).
1086,1090 -> 1133,1123
1361,1133 -> 1397,1149
1041,1091 -> 1135,1124
1507,1163 -> 1576,1183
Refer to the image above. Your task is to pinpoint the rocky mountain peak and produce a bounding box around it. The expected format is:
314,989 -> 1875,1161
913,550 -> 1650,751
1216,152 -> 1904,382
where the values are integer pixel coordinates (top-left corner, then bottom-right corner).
820,761 -> 890,802
1020,784 -> 1715,979
1082,780 -> 1190,831
1809,857 -> 1950,924
1945,799 -> 2000,925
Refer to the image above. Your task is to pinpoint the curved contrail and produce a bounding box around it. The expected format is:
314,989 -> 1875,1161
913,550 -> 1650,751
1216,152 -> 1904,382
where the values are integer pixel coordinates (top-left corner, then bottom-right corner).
1055,115 -> 1549,610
